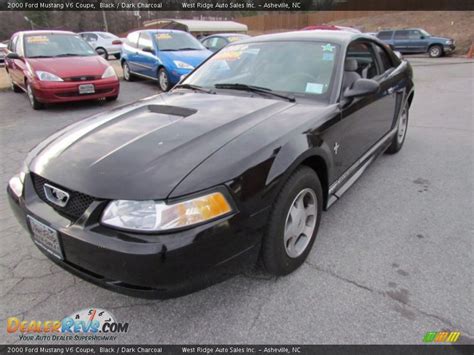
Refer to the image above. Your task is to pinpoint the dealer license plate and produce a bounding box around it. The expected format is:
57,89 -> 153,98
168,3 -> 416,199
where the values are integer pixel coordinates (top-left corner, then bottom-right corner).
78,84 -> 95,94
27,216 -> 63,259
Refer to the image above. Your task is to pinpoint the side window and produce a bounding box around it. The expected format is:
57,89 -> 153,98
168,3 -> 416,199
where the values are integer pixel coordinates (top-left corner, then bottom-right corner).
126,32 -> 139,48
394,30 -> 409,40
346,41 -> 378,79
408,30 -> 422,39
377,31 -> 392,40
213,37 -> 227,50
88,33 -> 98,42
201,37 -> 213,49
14,35 -> 22,54
9,35 -> 18,52
373,43 -> 394,73
138,32 -> 153,50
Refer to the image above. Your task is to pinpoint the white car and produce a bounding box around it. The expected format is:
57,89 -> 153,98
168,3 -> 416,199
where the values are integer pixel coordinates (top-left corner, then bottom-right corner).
0,42 -> 7,64
79,31 -> 122,60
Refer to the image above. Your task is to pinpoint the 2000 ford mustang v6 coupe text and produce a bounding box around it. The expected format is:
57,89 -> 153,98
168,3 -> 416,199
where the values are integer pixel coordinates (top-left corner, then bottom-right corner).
8,31 -> 414,298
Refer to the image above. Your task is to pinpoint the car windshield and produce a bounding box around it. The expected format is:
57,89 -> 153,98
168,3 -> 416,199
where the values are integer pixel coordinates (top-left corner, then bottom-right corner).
24,34 -> 96,58
154,32 -> 205,51
183,41 -> 339,100
419,29 -> 431,37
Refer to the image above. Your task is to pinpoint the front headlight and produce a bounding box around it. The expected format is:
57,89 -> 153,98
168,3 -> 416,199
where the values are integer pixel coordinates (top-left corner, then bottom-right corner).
445,39 -> 453,45
101,191 -> 233,232
8,166 -> 27,198
173,60 -> 194,70
36,71 -> 63,82
102,66 -> 117,79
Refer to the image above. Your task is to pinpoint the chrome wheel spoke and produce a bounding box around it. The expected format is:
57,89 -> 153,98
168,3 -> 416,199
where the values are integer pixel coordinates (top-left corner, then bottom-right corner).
283,188 -> 318,258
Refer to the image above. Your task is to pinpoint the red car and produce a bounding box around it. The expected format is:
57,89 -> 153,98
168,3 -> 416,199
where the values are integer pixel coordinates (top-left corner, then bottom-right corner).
5,31 -> 120,110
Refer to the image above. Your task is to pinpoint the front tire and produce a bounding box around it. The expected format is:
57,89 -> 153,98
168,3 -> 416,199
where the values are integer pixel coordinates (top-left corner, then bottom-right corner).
158,67 -> 171,92
428,45 -> 443,58
386,102 -> 409,154
26,82 -> 44,110
96,47 -> 108,60
261,166 -> 323,276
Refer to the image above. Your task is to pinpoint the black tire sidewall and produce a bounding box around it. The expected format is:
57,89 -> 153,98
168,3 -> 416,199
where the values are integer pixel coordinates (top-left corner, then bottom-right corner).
262,167 -> 323,275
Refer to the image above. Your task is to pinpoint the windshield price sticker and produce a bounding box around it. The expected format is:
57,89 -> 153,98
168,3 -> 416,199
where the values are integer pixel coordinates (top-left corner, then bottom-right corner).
26,36 -> 49,44
156,33 -> 172,40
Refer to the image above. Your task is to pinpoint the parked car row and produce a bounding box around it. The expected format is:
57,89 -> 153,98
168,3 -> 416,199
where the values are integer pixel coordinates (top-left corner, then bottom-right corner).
3,28 -> 252,109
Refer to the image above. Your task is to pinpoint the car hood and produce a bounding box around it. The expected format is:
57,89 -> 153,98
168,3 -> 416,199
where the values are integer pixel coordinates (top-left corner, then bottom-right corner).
27,56 -> 109,78
160,49 -> 211,68
428,36 -> 452,42
28,92 -> 294,200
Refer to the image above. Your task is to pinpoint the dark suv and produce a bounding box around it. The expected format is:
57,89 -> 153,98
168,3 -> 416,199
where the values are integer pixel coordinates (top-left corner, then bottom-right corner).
377,28 -> 455,57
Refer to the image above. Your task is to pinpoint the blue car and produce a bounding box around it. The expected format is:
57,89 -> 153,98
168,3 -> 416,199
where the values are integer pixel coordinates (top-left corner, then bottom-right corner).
121,30 -> 212,91
376,28 -> 455,58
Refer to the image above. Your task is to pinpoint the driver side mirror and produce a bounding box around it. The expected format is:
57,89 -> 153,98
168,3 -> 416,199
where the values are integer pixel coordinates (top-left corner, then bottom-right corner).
6,52 -> 21,60
420,35 -> 425,39
142,46 -> 155,54
344,78 -> 380,98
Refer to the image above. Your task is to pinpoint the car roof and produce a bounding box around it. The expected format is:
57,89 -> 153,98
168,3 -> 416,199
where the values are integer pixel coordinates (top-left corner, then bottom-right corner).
237,30 -> 367,45
16,30 -> 75,37
207,33 -> 250,37
144,29 -> 187,34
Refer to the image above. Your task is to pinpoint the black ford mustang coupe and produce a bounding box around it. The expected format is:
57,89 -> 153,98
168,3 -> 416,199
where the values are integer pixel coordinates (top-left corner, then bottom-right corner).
8,31 -> 414,298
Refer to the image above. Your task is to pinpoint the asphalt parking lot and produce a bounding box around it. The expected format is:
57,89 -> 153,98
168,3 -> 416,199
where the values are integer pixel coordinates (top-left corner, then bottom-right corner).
0,58 -> 472,344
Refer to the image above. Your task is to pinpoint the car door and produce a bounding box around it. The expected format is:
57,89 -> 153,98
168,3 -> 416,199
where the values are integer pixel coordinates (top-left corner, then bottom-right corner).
135,32 -> 157,78
334,40 -> 394,176
123,31 -> 140,73
407,29 -> 427,52
393,30 -> 413,53
8,35 -> 25,88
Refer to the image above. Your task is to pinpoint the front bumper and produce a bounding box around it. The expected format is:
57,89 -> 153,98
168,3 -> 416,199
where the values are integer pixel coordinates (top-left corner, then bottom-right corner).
7,174 -> 264,298
443,44 -> 456,54
167,68 -> 193,85
31,78 -> 120,104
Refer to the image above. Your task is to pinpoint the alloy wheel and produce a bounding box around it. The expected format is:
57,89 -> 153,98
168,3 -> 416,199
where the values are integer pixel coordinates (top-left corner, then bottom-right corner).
27,83 -> 35,106
159,70 -> 168,91
283,188 -> 318,258
123,63 -> 130,80
397,106 -> 408,144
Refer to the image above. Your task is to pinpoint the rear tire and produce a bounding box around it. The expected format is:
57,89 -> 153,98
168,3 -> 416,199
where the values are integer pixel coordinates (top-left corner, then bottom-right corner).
10,78 -> 22,93
386,102 -> 409,154
113,53 -> 121,60
26,82 -> 44,110
261,166 -> 323,276
158,67 -> 171,92
122,61 -> 135,81
428,45 -> 443,58
96,47 -> 108,60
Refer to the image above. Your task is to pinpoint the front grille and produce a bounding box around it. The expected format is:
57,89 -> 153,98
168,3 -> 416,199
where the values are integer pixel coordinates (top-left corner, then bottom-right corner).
56,88 -> 113,97
64,75 -> 101,82
31,173 -> 95,220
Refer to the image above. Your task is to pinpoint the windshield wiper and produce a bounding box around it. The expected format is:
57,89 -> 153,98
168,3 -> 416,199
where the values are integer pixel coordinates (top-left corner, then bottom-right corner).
214,83 -> 295,102
54,53 -> 82,57
176,48 -> 200,51
27,55 -> 53,58
174,83 -> 215,94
